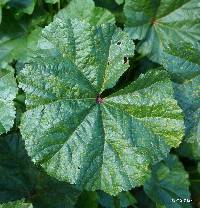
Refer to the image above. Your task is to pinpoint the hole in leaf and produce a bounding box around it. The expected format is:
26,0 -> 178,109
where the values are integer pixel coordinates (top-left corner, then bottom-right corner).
124,57 -> 128,64
117,41 -> 121,45
101,53 -> 156,98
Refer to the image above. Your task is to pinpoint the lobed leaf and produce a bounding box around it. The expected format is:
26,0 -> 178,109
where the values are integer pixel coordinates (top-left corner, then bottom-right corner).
162,44 -> 200,160
144,154 -> 191,208
124,0 -> 200,63
18,18 -> 184,195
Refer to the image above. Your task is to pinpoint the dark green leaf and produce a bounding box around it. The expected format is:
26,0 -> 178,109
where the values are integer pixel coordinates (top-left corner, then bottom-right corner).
75,191 -> 99,208
144,154 -> 191,208
132,188 -> 155,208
162,44 -> 200,160
98,191 -> 137,208
0,132 -> 80,207
0,11 -> 42,65
7,0 -> 36,14
124,0 -> 200,63
0,1 -> 8,23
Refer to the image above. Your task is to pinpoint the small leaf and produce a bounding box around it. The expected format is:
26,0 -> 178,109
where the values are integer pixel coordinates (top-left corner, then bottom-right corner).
144,154 -> 191,208
56,0 -> 115,25
18,18 -> 184,195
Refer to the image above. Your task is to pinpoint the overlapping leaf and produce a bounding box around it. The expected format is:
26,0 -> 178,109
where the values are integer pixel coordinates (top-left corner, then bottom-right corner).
98,191 -> 137,208
0,133 -> 36,202
0,0 -> 36,24
0,67 -> 17,135
6,0 -> 36,15
162,44 -> 200,160
0,132 -> 80,207
144,154 -> 191,208
56,0 -> 115,25
124,0 -> 200,63
18,17 -> 184,195
0,10 -> 44,65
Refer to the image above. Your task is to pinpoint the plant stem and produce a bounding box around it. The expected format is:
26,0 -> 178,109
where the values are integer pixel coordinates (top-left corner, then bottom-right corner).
58,0 -> 61,11
114,196 -> 120,208
190,179 -> 200,183
134,54 -> 145,62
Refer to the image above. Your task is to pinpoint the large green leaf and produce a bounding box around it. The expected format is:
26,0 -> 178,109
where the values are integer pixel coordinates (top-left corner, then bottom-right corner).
0,200 -> 32,208
0,67 -> 17,134
56,0 -> 115,25
18,18 -> 184,195
124,0 -> 200,63
144,154 -> 191,208
162,44 -> 200,160
0,132 -> 80,207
